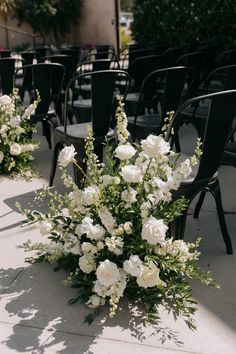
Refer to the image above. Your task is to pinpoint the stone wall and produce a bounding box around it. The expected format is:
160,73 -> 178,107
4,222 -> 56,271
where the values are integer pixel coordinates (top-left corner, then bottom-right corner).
0,0 -> 117,50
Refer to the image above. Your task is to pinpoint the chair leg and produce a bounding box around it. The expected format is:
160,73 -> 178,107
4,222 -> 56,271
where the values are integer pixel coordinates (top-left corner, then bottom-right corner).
193,190 -> 207,218
210,181 -> 233,255
42,119 -> 52,149
49,142 -> 64,186
169,210 -> 188,240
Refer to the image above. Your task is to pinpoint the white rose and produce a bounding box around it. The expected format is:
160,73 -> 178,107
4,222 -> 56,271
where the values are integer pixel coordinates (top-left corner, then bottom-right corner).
141,134 -> 171,157
79,255 -> 96,274
10,143 -> 22,156
141,216 -> 168,245
82,185 -> 100,205
0,151 -> 4,164
136,262 -> 161,288
9,115 -> 21,128
22,103 -> 36,118
123,255 -> 142,276
58,145 -> 76,167
96,260 -> 120,287
0,124 -> 9,135
0,95 -> 12,106
39,220 -> 52,236
114,144 -> 136,160
120,165 -> 143,183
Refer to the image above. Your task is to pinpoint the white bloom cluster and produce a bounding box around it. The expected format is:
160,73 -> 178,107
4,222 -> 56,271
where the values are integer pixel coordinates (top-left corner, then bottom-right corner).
22,100 -> 205,324
0,91 -> 39,176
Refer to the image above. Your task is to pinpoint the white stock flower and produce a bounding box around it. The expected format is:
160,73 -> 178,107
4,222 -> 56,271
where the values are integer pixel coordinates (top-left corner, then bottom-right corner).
9,115 -> 21,128
86,294 -> 105,308
82,185 -> 100,205
79,254 -> 96,274
80,217 -> 105,241
98,208 -> 117,232
142,216 -> 168,245
39,220 -> 52,236
0,151 -> 4,163
81,242 -> 97,255
105,236 -> 124,255
102,175 -> 120,186
121,188 -> 137,204
96,260 -> 120,287
58,145 -> 76,167
0,95 -> 12,106
136,262 -> 161,288
171,240 -> 190,262
120,165 -> 143,183
0,125 -> 9,135
123,221 -> 132,234
141,134 -> 170,158
114,144 -> 136,160
123,255 -> 142,276
22,103 -> 36,118
10,143 -> 22,156
21,144 -> 35,152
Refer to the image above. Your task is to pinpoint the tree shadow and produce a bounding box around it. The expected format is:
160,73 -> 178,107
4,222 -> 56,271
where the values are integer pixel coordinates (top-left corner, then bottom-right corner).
0,264 -> 185,353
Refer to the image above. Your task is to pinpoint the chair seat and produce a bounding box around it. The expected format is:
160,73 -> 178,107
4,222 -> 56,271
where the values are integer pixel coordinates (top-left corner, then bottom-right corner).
68,98 -> 92,109
128,114 -> 162,129
55,122 -> 114,140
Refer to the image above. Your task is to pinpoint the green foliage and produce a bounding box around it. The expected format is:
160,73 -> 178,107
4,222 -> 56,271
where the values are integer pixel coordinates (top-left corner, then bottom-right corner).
132,0 -> 236,48
14,0 -> 83,41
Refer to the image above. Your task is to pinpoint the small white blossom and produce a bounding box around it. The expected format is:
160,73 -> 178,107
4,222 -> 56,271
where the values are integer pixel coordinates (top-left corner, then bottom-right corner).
58,145 -> 76,167
85,295 -> 105,308
114,144 -> 136,160
39,220 -> 52,236
123,221 -> 132,234
82,185 -> 100,205
98,208 -> 117,232
0,95 -> 12,106
123,255 -> 142,276
120,165 -> 143,183
105,236 -> 124,255
0,151 -> 4,163
9,115 -> 21,128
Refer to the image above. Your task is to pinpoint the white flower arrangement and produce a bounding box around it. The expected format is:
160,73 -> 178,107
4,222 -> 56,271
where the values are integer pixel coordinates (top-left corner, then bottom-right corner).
20,100 -> 217,329
0,89 -> 39,179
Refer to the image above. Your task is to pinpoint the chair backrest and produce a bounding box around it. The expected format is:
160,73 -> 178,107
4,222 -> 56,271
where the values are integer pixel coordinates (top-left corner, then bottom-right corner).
214,49 -> 236,68
76,59 -> 118,75
15,63 -> 65,120
40,54 -> 76,87
64,70 -> 130,137
167,90 -> 236,181
201,64 -> 236,93
0,58 -> 16,94
20,51 -> 38,65
136,66 -> 189,122
128,54 -> 163,89
161,46 -> 185,66
176,51 -> 207,97
0,49 -> 11,58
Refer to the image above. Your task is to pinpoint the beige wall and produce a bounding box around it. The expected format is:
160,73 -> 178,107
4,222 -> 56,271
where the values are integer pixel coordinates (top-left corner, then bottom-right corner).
0,0 -> 117,50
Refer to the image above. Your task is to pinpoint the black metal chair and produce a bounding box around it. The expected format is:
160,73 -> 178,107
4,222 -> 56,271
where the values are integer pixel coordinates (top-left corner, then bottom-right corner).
172,64 -> 236,148
166,90 -> 236,255
0,58 -> 16,95
15,63 -> 65,148
49,69 -> 130,186
127,66 -> 191,141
